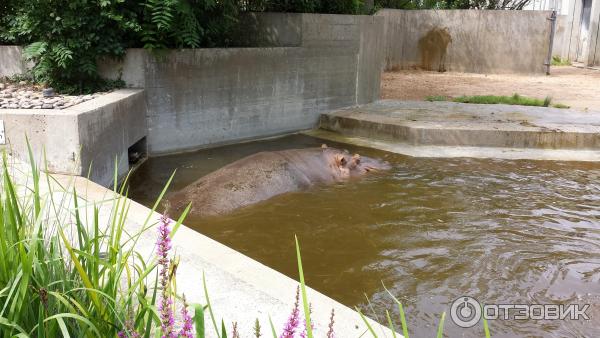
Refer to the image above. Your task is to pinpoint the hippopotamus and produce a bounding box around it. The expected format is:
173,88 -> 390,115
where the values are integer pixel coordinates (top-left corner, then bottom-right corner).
167,145 -> 391,218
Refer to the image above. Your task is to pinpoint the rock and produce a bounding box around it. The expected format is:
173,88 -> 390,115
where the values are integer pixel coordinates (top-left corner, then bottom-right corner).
18,81 -> 27,86
42,88 -> 55,97
41,103 -> 53,109
7,103 -> 18,109
0,83 -> 5,90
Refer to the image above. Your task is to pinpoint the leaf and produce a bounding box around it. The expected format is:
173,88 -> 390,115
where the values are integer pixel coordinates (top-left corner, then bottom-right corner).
202,272 -> 220,338
268,316 -> 277,338
192,303 -> 205,338
436,312 -> 446,338
355,308 -> 378,338
294,235 -> 313,338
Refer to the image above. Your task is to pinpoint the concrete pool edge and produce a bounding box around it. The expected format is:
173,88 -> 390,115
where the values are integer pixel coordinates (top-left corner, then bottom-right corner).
306,130 -> 600,162
318,100 -> 600,160
55,173 -> 399,337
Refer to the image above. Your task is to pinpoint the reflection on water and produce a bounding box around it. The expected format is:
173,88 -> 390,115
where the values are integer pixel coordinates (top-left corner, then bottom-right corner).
129,134 -> 600,337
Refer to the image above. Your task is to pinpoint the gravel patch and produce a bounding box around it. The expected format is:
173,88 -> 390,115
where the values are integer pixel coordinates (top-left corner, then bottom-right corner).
0,82 -> 103,110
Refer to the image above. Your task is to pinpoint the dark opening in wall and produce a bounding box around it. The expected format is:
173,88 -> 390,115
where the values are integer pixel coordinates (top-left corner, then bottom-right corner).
128,137 -> 147,166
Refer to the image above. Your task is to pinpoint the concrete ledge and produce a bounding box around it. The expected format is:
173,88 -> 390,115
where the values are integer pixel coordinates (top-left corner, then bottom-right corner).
306,129 -> 600,162
0,89 -> 147,186
319,101 -> 600,158
55,174 -> 398,337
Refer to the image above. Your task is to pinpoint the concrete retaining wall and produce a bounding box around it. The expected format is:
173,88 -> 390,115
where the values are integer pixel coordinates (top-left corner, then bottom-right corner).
558,0 -> 600,66
98,13 -> 384,155
377,9 -> 553,74
0,46 -> 29,77
0,89 -> 146,186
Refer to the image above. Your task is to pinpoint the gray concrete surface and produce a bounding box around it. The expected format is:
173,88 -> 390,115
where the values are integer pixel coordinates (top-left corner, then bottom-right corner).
96,13 -> 384,155
0,89 -> 146,186
50,173 -> 398,338
0,46 -> 29,77
377,9 -> 554,74
319,100 -> 600,161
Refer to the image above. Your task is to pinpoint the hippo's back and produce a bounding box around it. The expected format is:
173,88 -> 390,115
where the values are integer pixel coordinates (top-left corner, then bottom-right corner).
168,149 -> 325,217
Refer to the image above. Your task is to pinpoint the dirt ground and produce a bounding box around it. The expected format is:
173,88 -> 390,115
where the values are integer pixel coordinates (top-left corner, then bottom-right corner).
381,66 -> 600,111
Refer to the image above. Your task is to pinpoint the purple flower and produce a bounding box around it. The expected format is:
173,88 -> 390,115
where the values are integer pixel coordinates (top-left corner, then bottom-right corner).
178,296 -> 194,338
280,287 -> 301,338
299,304 -> 313,338
326,309 -> 335,338
157,214 -> 176,338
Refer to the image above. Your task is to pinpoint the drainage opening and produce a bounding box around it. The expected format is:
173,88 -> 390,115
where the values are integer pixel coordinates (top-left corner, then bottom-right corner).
128,137 -> 147,166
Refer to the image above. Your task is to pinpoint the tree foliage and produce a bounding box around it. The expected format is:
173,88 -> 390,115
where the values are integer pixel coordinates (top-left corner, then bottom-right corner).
0,0 -> 532,93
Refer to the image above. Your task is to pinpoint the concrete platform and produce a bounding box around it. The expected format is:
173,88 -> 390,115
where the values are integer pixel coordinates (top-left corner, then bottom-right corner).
0,89 -> 147,186
318,100 -> 600,161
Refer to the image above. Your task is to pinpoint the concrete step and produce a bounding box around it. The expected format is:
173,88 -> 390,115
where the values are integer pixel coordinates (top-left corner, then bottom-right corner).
319,100 -> 600,151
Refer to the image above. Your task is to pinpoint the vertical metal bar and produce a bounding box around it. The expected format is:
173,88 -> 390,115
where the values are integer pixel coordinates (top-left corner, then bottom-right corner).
546,10 -> 558,75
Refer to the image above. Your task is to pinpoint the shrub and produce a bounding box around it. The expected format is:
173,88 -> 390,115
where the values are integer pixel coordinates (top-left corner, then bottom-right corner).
3,0 -> 141,93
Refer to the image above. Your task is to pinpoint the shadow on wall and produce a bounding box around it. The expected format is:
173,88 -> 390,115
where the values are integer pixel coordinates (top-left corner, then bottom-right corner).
418,27 -> 452,72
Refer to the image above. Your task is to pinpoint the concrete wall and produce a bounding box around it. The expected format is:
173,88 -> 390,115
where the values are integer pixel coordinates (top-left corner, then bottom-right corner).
377,9 -> 554,74
0,46 -> 29,77
0,90 -> 146,186
557,0 -> 600,66
553,14 -> 570,57
1,13 -> 384,156
99,13 -> 384,155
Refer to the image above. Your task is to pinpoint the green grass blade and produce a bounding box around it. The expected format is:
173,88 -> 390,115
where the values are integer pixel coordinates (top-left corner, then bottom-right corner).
436,312 -> 446,338
170,203 -> 191,238
221,319 -> 227,338
355,308 -> 378,338
268,316 -> 277,338
56,317 -> 70,337
382,284 -> 409,338
143,171 -> 176,226
202,272 -> 220,338
0,316 -> 28,335
385,310 -> 397,338
192,303 -> 205,338
294,235 -> 313,338
56,225 -> 106,319
482,306 -> 490,338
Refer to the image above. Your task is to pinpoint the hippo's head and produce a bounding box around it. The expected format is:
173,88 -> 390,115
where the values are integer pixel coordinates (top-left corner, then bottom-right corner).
323,145 -> 391,178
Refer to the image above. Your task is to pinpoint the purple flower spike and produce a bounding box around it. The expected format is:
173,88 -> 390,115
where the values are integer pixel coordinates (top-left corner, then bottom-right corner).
157,214 -> 176,338
280,287 -> 301,338
179,295 -> 195,338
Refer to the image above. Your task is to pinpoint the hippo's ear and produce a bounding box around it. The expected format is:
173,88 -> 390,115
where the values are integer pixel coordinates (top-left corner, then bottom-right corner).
351,154 -> 361,167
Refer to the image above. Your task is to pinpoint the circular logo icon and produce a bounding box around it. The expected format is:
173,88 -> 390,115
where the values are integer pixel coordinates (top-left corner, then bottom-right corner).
450,296 -> 482,328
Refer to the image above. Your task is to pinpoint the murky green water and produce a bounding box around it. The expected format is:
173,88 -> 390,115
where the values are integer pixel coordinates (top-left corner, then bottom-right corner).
129,134 -> 600,337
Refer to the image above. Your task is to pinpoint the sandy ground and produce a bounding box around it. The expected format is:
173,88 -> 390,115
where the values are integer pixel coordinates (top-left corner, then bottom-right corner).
381,66 -> 600,111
